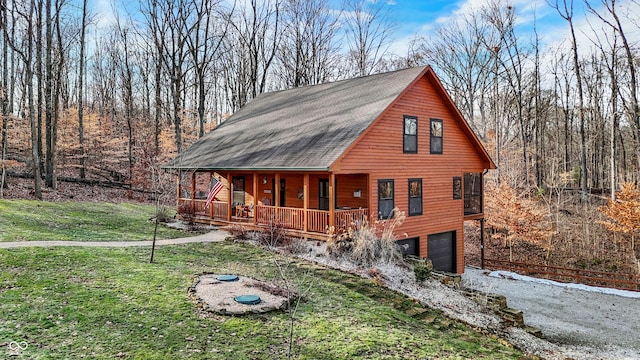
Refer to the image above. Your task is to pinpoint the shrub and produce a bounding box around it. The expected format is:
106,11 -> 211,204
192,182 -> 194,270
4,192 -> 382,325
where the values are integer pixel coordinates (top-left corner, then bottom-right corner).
228,224 -> 249,239
256,218 -> 290,248
326,208 -> 405,267
154,206 -> 174,223
414,262 -> 432,282
177,204 -> 195,225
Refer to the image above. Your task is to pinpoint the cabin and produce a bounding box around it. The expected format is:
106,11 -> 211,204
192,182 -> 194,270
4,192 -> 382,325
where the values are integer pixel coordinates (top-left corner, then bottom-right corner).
164,66 -> 495,274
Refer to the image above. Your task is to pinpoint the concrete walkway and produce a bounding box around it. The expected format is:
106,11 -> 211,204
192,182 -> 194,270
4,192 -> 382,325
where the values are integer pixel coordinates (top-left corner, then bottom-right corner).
0,230 -> 230,249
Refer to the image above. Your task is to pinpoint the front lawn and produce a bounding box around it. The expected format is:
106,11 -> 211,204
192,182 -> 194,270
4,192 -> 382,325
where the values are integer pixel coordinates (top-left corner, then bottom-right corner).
0,200 -> 189,241
0,242 -> 526,359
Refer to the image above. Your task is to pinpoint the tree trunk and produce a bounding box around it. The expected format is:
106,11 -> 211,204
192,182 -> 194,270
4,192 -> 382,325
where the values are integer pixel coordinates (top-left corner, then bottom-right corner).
44,0 -> 55,189
35,0 -> 44,176
1,0 -> 9,193
78,0 -> 87,179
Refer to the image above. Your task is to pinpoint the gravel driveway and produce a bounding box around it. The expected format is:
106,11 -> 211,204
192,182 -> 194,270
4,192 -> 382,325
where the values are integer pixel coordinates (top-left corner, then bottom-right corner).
462,267 -> 640,358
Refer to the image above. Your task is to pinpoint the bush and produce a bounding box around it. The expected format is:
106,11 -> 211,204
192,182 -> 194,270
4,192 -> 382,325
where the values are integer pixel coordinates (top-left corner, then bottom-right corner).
154,206 -> 174,223
256,218 -> 290,248
326,208 -> 405,267
228,224 -> 249,239
414,262 -> 432,282
177,204 -> 195,224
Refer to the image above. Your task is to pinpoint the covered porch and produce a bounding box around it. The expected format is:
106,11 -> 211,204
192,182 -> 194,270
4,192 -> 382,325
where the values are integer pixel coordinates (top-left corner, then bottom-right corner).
176,171 -> 370,238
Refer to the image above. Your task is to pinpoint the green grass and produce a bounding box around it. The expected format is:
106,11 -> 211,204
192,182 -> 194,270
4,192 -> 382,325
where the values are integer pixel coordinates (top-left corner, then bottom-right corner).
0,200 -> 190,242
0,242 -> 527,359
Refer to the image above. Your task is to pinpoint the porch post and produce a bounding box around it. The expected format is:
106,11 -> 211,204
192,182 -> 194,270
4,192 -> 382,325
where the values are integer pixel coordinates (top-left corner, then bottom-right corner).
253,172 -> 258,225
209,172 -> 214,219
329,173 -> 335,230
275,173 -> 280,207
176,172 -> 181,208
303,174 -> 309,232
480,218 -> 486,269
226,172 -> 232,222
367,174 -> 372,222
191,172 -> 196,214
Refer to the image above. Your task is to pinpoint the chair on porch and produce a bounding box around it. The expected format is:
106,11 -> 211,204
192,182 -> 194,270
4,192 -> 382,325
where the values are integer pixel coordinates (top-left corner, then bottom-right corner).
235,204 -> 254,218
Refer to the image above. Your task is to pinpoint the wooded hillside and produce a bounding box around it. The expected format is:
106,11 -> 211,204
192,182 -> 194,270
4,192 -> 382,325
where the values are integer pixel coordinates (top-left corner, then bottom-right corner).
2,0 -> 638,198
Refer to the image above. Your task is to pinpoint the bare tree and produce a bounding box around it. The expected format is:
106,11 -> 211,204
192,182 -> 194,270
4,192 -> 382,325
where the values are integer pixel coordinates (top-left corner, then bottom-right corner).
550,0 -> 589,202
0,0 -> 12,194
5,0 -> 42,199
1,0 -> 9,193
484,2 -> 535,186
44,0 -> 54,189
144,0 -> 196,154
586,0 -> 640,179
276,0 -> 341,87
221,0 -> 281,110
185,0 -> 231,138
413,8 -> 493,137
116,22 -> 135,181
77,0 -> 87,179
342,0 -> 394,76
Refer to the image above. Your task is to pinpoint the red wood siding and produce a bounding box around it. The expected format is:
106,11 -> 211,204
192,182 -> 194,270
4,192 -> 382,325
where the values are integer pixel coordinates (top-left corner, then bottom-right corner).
335,74 -> 489,273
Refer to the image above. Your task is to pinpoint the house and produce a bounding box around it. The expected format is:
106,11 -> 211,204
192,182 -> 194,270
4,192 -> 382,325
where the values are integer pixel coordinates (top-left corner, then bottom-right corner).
165,65 -> 495,273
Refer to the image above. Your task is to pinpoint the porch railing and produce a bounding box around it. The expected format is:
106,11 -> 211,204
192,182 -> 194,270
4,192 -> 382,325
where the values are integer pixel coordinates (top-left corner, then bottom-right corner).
180,202 -> 369,235
335,208 -> 369,232
177,198 -> 228,220
308,209 -> 329,233
255,206 -> 368,234
255,205 -> 305,230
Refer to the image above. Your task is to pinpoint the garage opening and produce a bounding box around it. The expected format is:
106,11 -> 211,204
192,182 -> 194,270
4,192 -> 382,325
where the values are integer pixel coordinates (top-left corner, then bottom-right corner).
397,237 -> 419,256
428,231 -> 456,273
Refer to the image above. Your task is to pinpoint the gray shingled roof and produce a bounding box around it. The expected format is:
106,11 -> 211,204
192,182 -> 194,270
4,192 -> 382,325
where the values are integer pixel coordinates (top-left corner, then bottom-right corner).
165,66 -> 428,171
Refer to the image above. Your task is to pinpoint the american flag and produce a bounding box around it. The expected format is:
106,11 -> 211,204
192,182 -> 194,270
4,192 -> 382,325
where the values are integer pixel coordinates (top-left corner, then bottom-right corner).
205,177 -> 224,209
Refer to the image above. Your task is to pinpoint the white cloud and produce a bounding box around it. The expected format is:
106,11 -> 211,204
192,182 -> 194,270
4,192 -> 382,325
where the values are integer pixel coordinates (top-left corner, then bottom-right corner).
91,0 -> 119,30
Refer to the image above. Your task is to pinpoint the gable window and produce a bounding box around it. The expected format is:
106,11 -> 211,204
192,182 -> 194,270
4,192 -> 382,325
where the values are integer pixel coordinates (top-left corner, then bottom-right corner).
378,179 -> 394,219
430,119 -> 443,154
408,178 -> 422,216
403,115 -> 418,153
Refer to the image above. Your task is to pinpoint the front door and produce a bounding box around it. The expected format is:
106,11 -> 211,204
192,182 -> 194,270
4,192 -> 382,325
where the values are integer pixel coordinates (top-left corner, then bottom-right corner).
272,178 -> 286,207
319,179 -> 329,210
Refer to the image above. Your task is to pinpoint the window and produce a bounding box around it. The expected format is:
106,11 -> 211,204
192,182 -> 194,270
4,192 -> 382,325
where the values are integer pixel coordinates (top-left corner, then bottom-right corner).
408,178 -> 422,216
403,115 -> 417,153
232,176 -> 245,205
430,119 -> 443,154
464,172 -> 483,215
453,176 -> 462,200
378,179 -> 394,219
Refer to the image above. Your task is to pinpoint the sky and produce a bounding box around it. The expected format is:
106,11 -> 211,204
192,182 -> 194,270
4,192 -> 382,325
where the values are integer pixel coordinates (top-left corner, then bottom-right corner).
90,0 -> 640,60
385,0 -> 640,57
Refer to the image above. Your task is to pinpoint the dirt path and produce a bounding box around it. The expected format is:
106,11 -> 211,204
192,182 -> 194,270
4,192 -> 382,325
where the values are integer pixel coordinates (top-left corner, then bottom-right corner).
463,267 -> 640,359
0,230 -> 229,249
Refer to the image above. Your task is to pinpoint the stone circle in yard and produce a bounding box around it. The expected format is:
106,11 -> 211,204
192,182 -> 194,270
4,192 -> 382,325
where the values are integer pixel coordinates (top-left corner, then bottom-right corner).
193,274 -> 289,315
